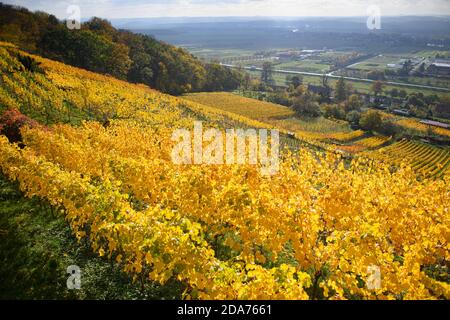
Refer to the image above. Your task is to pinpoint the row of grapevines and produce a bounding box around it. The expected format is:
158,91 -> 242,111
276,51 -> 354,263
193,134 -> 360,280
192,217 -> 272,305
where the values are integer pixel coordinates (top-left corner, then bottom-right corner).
16,123 -> 450,300
396,119 -> 450,138
0,135 -> 313,300
367,140 -> 450,178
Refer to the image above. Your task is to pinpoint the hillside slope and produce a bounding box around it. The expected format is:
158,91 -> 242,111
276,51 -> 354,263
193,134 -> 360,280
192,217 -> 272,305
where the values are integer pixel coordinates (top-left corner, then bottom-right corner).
0,43 -> 448,300
0,3 -> 243,95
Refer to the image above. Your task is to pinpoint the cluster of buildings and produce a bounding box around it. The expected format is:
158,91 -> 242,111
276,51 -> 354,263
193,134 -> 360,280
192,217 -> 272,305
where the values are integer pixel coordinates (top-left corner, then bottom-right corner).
427,59 -> 450,77
385,56 -> 450,77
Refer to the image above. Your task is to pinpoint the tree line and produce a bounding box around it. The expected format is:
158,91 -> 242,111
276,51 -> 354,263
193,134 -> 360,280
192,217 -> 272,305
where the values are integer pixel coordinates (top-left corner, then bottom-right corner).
0,3 -> 243,95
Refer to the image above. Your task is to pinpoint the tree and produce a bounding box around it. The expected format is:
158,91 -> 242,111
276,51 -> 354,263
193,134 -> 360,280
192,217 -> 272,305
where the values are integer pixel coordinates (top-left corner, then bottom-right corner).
409,105 -> 428,118
314,75 -> 331,103
203,63 -> 242,92
389,88 -> 399,98
418,63 -> 425,74
407,93 -> 426,108
398,90 -> 408,99
108,42 -> 132,79
267,89 -> 291,106
371,81 -> 384,96
322,104 -> 345,120
335,77 -> 347,102
0,3 -> 241,96
400,59 -> 413,76
17,54 -> 44,73
367,70 -> 385,81
292,98 -> 321,117
322,74 -> 329,88
83,17 -> 116,40
261,62 -> 274,86
40,26 -> 132,80
290,76 -> 303,89
292,86 -> 320,117
346,110 -> 361,126
119,31 -> 153,84
432,96 -> 450,119
241,73 -> 252,91
0,108 -> 39,143
345,94 -> 363,112
378,120 -> 400,136
360,110 -> 382,132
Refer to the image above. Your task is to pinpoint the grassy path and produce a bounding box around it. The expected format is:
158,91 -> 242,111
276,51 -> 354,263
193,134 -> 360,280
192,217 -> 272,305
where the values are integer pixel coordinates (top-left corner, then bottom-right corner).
0,175 -> 183,300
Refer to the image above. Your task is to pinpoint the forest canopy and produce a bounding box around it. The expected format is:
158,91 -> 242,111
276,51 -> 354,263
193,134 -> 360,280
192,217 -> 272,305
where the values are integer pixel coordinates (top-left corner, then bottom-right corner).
0,3 -> 243,95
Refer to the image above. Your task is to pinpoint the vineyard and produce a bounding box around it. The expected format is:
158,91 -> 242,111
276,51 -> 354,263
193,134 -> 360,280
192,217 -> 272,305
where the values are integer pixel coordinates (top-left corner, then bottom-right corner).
184,92 -> 296,121
0,43 -> 449,300
183,92 -> 450,177
264,117 -> 351,134
396,119 -> 450,138
184,92 -> 366,145
366,140 -> 450,179
333,136 -> 392,154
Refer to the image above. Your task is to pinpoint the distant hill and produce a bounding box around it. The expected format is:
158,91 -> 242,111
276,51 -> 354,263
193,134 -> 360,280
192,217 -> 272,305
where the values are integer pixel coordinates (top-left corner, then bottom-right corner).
115,16 -> 450,52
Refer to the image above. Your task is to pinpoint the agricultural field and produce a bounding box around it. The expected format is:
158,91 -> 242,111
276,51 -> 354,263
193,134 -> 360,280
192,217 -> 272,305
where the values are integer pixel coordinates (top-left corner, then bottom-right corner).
230,59 -> 332,74
182,92 -> 450,179
395,119 -> 450,138
347,54 -> 404,71
247,70 -> 450,97
183,92 -> 449,160
267,117 -> 351,134
0,42 -> 449,301
218,50 -> 361,74
275,60 -> 331,73
183,92 -> 295,120
183,92 -> 360,146
333,136 -> 392,154
392,76 -> 450,89
366,140 -> 450,178
228,48 -> 450,95
345,51 -> 450,91
413,50 -> 450,59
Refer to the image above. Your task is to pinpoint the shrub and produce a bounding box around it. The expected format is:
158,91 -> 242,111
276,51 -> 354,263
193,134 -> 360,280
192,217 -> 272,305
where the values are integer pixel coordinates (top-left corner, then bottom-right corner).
17,54 -> 44,74
321,103 -> 345,120
0,108 -> 38,143
346,110 -> 361,125
378,120 -> 401,136
293,99 -> 321,117
359,110 -> 382,132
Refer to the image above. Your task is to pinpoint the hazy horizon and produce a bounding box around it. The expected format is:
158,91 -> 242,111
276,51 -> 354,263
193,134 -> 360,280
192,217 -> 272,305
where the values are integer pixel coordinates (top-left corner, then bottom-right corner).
2,0 -> 450,19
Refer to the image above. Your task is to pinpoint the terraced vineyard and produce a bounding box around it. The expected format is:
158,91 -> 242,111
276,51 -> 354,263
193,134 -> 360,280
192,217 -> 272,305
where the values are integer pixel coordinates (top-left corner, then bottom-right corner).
327,130 -> 366,142
184,92 -> 364,146
334,136 -> 391,154
356,136 -> 392,149
366,140 -> 450,178
268,117 -> 351,134
183,92 -> 449,178
396,119 -> 450,138
184,92 -> 296,120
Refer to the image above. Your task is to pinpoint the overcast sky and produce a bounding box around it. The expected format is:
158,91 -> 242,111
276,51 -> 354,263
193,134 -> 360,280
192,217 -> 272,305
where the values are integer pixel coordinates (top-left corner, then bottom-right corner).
3,0 -> 450,19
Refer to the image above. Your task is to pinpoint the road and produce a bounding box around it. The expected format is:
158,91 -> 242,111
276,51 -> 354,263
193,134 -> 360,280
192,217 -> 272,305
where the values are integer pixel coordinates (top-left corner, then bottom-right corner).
220,63 -> 450,92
